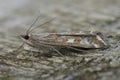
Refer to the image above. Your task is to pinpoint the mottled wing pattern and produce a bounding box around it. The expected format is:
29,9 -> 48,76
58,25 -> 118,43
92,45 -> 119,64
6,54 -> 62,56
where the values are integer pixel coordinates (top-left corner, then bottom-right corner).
29,32 -> 108,49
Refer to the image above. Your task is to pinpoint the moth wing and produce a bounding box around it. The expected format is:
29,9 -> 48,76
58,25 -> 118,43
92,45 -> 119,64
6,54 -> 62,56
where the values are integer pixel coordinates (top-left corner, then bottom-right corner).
30,33 -> 108,49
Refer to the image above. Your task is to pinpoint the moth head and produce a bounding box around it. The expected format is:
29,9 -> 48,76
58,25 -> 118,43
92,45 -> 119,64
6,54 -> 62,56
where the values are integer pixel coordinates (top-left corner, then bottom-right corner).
20,35 -> 29,40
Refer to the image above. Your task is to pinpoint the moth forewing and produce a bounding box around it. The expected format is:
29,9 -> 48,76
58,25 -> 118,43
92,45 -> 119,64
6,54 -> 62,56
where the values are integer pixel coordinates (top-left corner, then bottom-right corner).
24,32 -> 108,50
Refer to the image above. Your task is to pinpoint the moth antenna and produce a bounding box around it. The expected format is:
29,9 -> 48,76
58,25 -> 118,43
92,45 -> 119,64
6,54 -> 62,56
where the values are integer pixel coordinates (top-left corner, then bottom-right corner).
29,18 -> 55,33
26,15 -> 41,35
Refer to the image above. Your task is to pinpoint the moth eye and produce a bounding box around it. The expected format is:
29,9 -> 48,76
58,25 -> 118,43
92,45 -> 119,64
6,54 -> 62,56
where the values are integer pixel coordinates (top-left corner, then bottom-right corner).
21,35 -> 29,40
24,35 -> 29,40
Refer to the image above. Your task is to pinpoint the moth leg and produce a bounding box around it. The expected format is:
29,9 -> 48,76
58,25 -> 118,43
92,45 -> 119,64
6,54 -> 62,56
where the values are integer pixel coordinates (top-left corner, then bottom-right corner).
50,46 -> 64,57
66,46 -> 89,53
38,44 -> 64,56
15,43 -> 25,52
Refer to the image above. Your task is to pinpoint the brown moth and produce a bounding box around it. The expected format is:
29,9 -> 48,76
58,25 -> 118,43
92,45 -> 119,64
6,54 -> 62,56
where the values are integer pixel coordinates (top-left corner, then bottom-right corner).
20,18 -> 109,55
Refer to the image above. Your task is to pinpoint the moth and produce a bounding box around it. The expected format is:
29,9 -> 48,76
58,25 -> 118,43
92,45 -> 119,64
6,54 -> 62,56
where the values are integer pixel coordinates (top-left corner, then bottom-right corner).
20,17 -> 109,56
